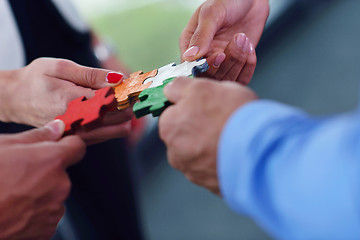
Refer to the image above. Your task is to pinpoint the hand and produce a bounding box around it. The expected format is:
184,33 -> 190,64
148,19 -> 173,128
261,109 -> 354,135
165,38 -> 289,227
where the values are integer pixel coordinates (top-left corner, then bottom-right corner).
159,77 -> 257,194
180,0 -> 269,84
0,120 -> 86,240
0,58 -> 133,144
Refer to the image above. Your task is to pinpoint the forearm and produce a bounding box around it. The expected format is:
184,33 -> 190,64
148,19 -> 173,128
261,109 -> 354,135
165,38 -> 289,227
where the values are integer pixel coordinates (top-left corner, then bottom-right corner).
219,100 -> 360,239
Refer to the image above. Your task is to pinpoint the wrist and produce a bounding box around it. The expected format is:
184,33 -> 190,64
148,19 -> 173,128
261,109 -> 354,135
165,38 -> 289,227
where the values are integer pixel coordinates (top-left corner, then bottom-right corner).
0,69 -> 20,123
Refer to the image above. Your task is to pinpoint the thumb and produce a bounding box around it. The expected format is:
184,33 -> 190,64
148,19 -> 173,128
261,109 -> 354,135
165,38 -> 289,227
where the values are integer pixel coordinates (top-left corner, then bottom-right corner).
2,120 -> 65,145
182,7 -> 224,62
164,77 -> 193,103
49,59 -> 124,89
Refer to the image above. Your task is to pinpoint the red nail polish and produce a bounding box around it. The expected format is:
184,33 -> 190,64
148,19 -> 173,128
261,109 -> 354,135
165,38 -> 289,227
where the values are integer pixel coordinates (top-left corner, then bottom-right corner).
106,72 -> 124,84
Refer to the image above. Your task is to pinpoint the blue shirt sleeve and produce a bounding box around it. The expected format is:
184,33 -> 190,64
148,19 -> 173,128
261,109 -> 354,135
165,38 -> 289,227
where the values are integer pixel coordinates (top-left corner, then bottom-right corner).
218,100 -> 360,240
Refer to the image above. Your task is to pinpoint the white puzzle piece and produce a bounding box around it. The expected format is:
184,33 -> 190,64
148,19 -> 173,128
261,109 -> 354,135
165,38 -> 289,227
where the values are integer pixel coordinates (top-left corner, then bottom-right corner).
143,59 -> 207,88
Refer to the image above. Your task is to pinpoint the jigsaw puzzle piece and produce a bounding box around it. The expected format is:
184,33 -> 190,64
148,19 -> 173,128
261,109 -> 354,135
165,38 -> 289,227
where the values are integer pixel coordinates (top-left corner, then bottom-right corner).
133,78 -> 175,118
143,58 -> 209,88
55,87 -> 117,134
113,70 -> 157,110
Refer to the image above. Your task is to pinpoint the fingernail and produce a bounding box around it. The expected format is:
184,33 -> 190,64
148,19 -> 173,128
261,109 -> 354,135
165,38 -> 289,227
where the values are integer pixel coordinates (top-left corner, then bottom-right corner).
236,33 -> 247,49
106,72 -> 124,84
183,46 -> 199,59
249,43 -> 255,54
243,37 -> 250,52
213,53 -> 226,68
45,119 -> 65,136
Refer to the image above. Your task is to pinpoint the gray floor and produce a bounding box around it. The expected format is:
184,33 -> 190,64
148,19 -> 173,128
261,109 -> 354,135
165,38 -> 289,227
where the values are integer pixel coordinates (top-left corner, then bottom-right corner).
136,1 -> 360,239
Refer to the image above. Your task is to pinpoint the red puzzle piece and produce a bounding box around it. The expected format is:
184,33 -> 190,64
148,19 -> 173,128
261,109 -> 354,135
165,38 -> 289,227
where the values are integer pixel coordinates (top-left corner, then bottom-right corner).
55,87 -> 117,134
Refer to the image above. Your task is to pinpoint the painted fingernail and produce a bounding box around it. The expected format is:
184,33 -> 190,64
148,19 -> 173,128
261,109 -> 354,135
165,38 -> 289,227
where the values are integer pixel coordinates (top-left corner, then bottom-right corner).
106,72 -> 124,84
236,33 -> 247,49
213,53 -> 226,68
45,119 -> 65,136
249,43 -> 255,54
183,46 -> 199,59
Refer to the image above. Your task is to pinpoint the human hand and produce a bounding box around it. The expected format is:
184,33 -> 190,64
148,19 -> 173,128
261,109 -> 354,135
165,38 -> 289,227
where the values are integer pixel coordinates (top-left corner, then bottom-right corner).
0,120 -> 86,240
0,58 -> 133,144
180,0 -> 269,84
159,77 -> 257,194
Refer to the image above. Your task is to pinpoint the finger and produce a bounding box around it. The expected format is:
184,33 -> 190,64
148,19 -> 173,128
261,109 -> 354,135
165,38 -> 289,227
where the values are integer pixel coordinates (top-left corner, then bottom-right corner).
214,33 -> 251,81
182,5 -> 225,61
237,46 -> 257,85
101,107 -> 134,126
158,105 -> 180,145
57,135 -> 86,168
200,52 -> 226,77
163,77 -> 194,103
0,120 -> 65,145
76,121 -> 132,145
180,7 -> 200,57
48,59 -> 124,89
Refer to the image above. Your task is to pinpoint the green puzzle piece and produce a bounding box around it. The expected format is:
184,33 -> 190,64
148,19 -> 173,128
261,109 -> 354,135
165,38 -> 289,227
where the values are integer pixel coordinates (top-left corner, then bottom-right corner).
133,78 -> 175,118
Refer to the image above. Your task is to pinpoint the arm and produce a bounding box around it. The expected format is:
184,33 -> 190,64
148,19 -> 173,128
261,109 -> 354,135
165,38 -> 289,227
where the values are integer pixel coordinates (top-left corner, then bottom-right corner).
159,77 -> 360,239
219,100 -> 360,239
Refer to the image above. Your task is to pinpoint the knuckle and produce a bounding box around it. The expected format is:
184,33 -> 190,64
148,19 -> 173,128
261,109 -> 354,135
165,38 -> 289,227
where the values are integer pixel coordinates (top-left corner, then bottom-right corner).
28,128 -> 52,143
116,122 -> 132,137
84,68 -> 98,87
158,118 -> 169,142
190,79 -> 205,90
168,155 -> 182,170
44,225 -> 58,239
239,70 -> 253,85
57,177 -> 71,200
200,2 -> 225,23
200,3 -> 217,18
122,108 -> 134,121
185,172 -> 202,186
51,154 -> 65,169
30,57 -> 43,66
189,31 -> 203,45
190,80 -> 210,97
230,50 -> 247,63
76,137 -> 87,156
54,59 -> 71,74
158,108 -> 176,142
123,123 -> 132,136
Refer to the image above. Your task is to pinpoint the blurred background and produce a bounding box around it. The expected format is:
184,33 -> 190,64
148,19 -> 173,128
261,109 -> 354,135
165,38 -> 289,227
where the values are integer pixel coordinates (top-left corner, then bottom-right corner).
71,0 -> 360,239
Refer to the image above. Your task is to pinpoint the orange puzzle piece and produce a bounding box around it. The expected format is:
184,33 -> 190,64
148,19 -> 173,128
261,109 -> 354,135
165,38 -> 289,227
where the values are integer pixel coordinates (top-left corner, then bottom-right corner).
55,87 -> 118,134
113,69 -> 157,109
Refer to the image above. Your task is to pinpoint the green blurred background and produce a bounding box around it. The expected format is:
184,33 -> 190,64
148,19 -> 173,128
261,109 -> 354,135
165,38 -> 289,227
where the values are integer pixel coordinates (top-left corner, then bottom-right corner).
76,0 -> 200,71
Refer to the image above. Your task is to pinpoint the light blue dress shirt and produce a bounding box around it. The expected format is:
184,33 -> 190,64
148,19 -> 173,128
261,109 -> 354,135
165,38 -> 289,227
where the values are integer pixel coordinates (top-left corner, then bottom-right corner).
218,100 -> 360,239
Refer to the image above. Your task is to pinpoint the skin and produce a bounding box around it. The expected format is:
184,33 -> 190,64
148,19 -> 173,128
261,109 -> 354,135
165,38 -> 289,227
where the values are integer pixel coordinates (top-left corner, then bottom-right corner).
0,58 -> 133,145
160,0 -> 269,194
0,120 -> 86,240
159,77 -> 257,194
180,0 -> 269,84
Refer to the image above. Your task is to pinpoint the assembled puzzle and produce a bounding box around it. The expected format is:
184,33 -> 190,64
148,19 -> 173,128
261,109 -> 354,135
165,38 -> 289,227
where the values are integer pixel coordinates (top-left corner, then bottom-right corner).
55,59 -> 209,134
